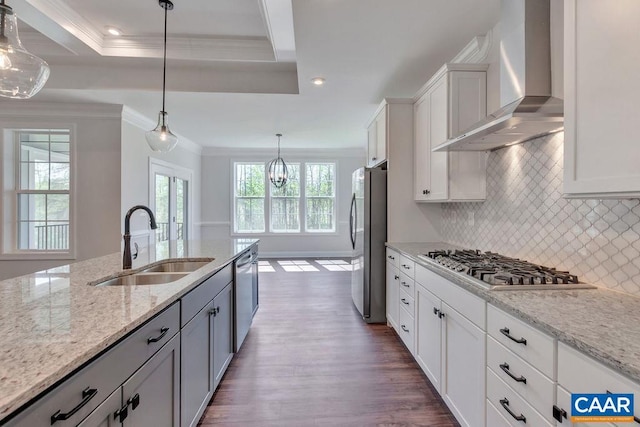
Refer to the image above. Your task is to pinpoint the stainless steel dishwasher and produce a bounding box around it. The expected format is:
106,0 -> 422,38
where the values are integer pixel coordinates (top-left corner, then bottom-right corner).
234,249 -> 255,351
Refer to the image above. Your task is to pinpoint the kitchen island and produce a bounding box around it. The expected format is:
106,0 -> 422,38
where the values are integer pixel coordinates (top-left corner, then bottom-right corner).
0,239 -> 257,424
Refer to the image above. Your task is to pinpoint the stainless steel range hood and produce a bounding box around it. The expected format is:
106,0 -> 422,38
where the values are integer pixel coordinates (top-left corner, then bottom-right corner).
433,0 -> 563,152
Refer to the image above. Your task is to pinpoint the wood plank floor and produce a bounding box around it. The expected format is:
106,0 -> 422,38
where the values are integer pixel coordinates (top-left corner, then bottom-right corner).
198,259 -> 460,427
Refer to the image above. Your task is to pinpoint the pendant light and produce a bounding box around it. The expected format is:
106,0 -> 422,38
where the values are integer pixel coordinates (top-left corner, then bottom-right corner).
145,0 -> 178,152
0,0 -> 50,99
268,133 -> 288,188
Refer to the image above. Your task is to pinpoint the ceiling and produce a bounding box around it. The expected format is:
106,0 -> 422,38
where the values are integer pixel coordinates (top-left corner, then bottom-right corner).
5,0 -> 500,150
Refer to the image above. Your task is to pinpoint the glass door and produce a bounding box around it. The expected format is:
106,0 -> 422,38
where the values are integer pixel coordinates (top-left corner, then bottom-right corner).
150,160 -> 191,242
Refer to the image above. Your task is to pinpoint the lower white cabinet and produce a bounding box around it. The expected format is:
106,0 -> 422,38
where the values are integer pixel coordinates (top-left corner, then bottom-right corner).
386,251 -> 400,330
415,284 -> 442,391
555,386 -> 615,427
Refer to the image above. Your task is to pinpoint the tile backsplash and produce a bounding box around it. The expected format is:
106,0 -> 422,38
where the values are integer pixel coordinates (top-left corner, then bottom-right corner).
441,133 -> 640,296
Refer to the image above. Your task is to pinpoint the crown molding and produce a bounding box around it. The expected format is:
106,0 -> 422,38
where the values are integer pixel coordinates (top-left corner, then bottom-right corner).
202,146 -> 364,158
451,30 -> 494,64
0,102 -> 122,119
122,107 -> 202,155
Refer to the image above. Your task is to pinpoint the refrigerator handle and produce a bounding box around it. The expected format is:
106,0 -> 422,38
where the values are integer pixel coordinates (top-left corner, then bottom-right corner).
349,193 -> 356,249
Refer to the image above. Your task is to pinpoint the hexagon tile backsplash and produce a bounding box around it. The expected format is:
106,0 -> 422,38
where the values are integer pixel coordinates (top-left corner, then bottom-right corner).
441,133 -> 640,296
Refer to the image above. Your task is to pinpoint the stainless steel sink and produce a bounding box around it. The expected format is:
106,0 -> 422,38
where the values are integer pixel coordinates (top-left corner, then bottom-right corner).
140,260 -> 212,273
95,272 -> 189,286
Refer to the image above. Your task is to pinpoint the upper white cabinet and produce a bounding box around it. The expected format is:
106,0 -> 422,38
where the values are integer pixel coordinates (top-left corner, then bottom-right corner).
563,0 -> 640,198
367,104 -> 388,167
413,64 -> 488,202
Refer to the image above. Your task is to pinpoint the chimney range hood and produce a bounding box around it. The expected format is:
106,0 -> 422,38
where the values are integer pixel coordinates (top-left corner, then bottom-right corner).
433,0 -> 563,152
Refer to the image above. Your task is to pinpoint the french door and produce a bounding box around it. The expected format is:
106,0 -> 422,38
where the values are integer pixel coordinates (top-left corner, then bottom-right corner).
150,159 -> 191,242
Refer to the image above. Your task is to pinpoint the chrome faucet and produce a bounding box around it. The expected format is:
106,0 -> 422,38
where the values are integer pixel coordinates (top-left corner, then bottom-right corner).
123,205 -> 158,270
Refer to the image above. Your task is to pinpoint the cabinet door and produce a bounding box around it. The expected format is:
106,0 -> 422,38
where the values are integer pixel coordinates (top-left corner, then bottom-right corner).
441,303 -> 486,427
181,302 -> 214,427
77,389 -> 122,427
367,120 -> 377,167
386,264 -> 399,330
122,334 -> 180,427
213,283 -> 234,390
427,75 -> 449,201
415,284 -> 442,392
413,93 -> 431,201
564,0 -> 640,197
375,108 -> 387,165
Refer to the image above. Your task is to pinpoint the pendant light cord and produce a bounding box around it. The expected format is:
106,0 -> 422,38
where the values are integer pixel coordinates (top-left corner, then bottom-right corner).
161,1 -> 168,118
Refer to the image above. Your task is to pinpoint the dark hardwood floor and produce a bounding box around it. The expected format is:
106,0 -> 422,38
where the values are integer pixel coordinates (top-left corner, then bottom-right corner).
198,259 -> 459,426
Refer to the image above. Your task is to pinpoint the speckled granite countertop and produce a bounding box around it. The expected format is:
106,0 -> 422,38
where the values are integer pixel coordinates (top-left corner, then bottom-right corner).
0,239 -> 257,420
387,242 -> 640,384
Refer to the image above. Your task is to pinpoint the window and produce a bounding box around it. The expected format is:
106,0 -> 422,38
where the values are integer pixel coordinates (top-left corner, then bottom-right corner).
233,161 -> 336,234
150,159 -> 192,242
16,130 -> 71,251
234,163 -> 265,233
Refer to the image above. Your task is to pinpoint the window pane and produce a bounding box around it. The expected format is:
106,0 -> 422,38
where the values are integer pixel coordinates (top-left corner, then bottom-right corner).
43,222 -> 69,250
18,194 -> 46,221
50,163 -> 70,190
47,194 -> 69,221
236,163 -> 265,197
20,162 -> 50,190
155,174 -> 170,242
305,163 -> 335,197
50,143 -> 70,162
20,143 -> 49,162
271,163 -> 300,197
306,198 -> 335,231
18,221 -> 46,250
271,198 -> 300,232
236,198 -> 265,232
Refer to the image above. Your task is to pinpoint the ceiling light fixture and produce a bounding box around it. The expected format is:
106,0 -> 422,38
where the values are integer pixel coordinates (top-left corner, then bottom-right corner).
268,133 -> 288,188
311,77 -> 325,86
145,0 -> 178,153
106,26 -> 122,36
0,0 -> 49,99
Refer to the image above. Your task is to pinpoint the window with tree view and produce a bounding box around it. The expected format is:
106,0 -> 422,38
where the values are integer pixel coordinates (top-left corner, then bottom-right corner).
17,130 -> 71,251
235,163 -> 266,233
271,163 -> 300,232
305,163 -> 335,232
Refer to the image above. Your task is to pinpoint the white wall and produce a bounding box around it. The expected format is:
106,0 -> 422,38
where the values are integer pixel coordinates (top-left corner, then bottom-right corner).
121,111 -> 203,248
0,103 -> 122,280
201,147 -> 364,257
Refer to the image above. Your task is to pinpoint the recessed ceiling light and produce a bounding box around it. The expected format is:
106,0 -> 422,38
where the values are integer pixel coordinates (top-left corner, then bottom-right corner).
311,77 -> 325,86
106,26 -> 122,36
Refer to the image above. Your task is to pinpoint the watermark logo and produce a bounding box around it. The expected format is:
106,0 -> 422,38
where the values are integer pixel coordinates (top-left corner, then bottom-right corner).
571,393 -> 634,423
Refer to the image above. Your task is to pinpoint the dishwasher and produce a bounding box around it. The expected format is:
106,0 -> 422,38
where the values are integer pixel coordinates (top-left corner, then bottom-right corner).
234,248 -> 256,352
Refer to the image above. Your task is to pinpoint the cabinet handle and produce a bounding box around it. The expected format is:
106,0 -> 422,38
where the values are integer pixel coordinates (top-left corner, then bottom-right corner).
147,327 -> 170,344
388,255 -> 395,260
499,363 -> 527,384
209,307 -> 219,317
401,298 -> 410,305
422,189 -> 430,195
401,282 -> 410,287
402,264 -> 411,270
499,398 -> 526,423
552,405 -> 567,422
51,387 -> 98,424
400,324 -> 409,333
394,275 -> 399,280
114,404 -> 128,423
372,157 -> 377,161
500,327 -> 527,345
438,311 -> 445,319
433,307 -> 440,317
128,393 -> 140,411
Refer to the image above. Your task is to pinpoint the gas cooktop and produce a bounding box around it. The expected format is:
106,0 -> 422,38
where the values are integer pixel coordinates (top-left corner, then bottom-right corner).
417,249 -> 596,291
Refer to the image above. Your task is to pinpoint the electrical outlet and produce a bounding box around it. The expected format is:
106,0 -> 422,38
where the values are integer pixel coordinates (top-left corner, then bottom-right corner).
467,211 -> 475,226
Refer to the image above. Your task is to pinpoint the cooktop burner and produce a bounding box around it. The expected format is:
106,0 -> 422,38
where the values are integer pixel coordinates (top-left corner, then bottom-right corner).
417,250 -> 595,290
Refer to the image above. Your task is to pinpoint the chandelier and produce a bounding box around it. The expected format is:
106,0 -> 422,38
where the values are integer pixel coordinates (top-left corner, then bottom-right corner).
268,133 -> 288,188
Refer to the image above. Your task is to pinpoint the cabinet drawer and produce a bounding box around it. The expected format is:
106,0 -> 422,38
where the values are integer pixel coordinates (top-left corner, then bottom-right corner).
556,385 -> 616,427
487,400 -> 514,427
488,305 -> 555,378
398,272 -> 414,297
399,292 -> 414,316
182,263 -> 233,326
386,248 -> 400,269
399,255 -> 415,278
487,336 -> 554,422
487,369 -> 553,427
558,342 -> 640,421
398,305 -> 415,354
6,303 -> 180,427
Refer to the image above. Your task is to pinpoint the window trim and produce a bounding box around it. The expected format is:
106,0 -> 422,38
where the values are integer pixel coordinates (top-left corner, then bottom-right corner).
0,125 -> 77,260
231,159 -> 338,236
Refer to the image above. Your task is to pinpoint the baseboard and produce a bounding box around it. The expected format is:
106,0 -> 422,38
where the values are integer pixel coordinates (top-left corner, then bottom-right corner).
260,251 -> 353,259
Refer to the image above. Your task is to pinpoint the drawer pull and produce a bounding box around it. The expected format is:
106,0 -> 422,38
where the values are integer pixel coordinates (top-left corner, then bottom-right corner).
499,398 -> 526,423
433,307 -> 440,317
500,327 -> 527,345
128,393 -> 140,411
51,387 -> 98,424
401,324 -> 409,333
209,307 -> 219,317
147,327 -> 170,344
499,363 -> 527,384
388,255 -> 395,260
401,281 -> 409,287
402,264 -> 411,270
552,405 -> 567,422
438,311 -> 445,319
394,275 -> 399,280
401,298 -> 410,305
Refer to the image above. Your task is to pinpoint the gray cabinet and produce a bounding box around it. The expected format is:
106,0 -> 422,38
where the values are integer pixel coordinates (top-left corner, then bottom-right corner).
213,283 -> 234,389
77,389 -> 121,427
122,334 -> 180,427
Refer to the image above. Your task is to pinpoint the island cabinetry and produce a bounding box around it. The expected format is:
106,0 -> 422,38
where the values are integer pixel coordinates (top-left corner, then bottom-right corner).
414,264 -> 486,427
413,64 -> 488,202
6,303 -> 180,427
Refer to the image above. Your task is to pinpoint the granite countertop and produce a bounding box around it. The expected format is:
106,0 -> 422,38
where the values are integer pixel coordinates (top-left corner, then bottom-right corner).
387,242 -> 640,384
0,238 -> 258,420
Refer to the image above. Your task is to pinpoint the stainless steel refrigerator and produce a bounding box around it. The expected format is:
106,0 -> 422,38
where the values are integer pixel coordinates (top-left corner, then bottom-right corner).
349,166 -> 387,323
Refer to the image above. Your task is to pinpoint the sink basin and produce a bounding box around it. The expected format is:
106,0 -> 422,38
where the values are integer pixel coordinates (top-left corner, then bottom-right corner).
95,272 -> 189,286
140,260 -> 212,273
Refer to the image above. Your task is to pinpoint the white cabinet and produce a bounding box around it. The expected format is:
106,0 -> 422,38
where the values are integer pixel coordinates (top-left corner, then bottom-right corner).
385,256 -> 399,330
413,64 -> 488,202
367,105 -> 387,167
563,0 -> 640,198
413,264 -> 486,427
